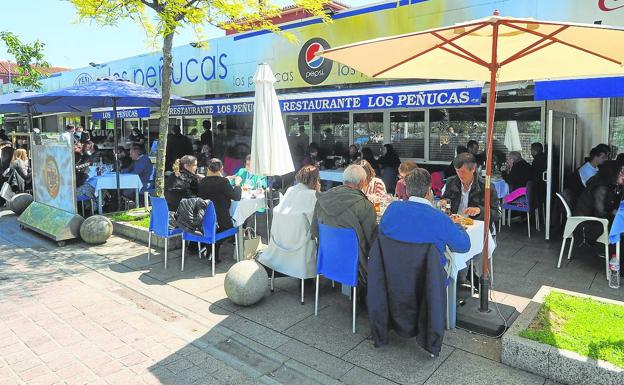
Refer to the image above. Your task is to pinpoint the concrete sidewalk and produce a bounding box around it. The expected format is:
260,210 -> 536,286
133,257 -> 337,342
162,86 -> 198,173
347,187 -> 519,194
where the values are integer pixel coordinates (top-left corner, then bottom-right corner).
0,208 -> 598,384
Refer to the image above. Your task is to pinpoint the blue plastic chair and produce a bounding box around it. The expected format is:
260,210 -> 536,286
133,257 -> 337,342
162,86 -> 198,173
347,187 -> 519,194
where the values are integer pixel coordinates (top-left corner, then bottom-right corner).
76,194 -> 94,217
181,201 -> 239,276
501,181 -> 539,238
148,196 -> 182,269
314,223 -> 359,333
144,167 -> 157,194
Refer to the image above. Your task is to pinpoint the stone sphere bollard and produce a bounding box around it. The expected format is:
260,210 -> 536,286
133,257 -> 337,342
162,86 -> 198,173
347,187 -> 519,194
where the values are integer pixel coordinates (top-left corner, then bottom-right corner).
80,215 -> 113,244
9,193 -> 33,215
224,260 -> 269,306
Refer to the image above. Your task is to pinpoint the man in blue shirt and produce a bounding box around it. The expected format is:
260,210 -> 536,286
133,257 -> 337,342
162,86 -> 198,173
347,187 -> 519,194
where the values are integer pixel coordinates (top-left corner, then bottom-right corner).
380,168 -> 470,266
578,146 -> 609,187
122,144 -> 153,193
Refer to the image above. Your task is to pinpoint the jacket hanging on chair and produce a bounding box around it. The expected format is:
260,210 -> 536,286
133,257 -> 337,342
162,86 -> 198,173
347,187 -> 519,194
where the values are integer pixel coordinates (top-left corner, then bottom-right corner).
175,198 -> 210,235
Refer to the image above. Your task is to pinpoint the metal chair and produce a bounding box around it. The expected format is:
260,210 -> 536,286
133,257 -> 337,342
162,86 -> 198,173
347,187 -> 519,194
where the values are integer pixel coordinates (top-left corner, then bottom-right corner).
77,194 -> 95,217
181,201 -> 239,276
555,193 -> 610,279
314,223 -> 359,333
147,196 -> 182,269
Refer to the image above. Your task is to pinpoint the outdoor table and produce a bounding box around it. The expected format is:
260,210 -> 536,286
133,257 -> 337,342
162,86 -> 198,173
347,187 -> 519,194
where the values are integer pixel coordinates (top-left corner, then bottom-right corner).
445,219 -> 496,329
608,201 -> 624,272
88,173 -> 143,214
319,169 -> 344,183
230,192 -> 266,262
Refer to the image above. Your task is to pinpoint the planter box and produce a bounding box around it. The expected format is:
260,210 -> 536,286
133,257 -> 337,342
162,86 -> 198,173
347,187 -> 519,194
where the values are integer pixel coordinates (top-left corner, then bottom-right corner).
502,286 -> 624,385
111,220 -> 181,251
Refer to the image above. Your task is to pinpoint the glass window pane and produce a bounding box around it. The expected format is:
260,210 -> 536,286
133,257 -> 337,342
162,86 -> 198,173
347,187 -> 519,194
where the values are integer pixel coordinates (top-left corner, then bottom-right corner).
390,111 -> 425,159
312,112 -> 349,158
609,98 -> 624,154
429,107 -> 541,163
285,114 -> 311,164
353,112 -> 384,156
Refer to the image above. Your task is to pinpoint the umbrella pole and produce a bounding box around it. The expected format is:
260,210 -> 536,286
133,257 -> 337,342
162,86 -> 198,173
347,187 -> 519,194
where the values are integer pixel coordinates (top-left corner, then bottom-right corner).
479,22 -> 499,313
113,98 -> 122,211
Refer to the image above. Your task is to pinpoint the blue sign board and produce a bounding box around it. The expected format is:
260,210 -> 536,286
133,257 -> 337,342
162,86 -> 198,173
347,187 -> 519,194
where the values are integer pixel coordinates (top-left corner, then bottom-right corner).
534,76 -> 624,100
170,86 -> 482,116
92,108 -> 151,120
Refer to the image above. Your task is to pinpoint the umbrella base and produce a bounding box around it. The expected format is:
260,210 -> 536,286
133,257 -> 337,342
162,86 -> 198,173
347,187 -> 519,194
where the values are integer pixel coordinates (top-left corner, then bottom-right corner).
456,297 -> 519,337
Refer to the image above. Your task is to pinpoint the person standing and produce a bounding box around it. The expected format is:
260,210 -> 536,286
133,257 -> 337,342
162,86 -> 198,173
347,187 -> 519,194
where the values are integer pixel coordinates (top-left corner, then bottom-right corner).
467,139 -> 485,167
166,125 -> 193,171
59,125 -> 76,145
377,144 -> 401,193
200,120 -> 213,148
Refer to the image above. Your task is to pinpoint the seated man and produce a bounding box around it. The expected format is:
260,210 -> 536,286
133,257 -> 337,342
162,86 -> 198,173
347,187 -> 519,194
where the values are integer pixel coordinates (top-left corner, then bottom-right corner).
122,144 -> 154,194
578,146 -> 609,187
442,153 -> 500,226
502,151 -> 534,192
380,168 -> 470,264
312,164 -> 377,289
441,153 -> 500,287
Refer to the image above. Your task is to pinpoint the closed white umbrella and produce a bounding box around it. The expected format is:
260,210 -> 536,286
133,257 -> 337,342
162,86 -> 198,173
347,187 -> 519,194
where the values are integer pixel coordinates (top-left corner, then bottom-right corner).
250,63 -> 295,177
503,120 -> 522,152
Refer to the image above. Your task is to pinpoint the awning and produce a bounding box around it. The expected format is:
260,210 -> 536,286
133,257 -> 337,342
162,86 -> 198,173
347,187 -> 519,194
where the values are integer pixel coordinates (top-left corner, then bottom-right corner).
534,76 -> 624,100
169,81 -> 484,116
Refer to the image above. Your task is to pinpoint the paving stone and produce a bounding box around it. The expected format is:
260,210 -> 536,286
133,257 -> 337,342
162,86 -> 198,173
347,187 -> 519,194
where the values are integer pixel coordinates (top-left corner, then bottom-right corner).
423,349 -> 544,385
234,290 -> 315,332
343,335 -> 453,384
442,328 -> 502,362
340,366 -> 399,385
283,304 -> 368,357
276,339 -> 353,380
219,314 -> 291,349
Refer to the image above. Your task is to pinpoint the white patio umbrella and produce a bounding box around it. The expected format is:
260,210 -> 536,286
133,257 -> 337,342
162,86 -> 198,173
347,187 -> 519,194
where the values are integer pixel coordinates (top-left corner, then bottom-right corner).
249,63 -> 295,239
249,63 -> 295,177
503,121 -> 522,152
318,11 -> 624,333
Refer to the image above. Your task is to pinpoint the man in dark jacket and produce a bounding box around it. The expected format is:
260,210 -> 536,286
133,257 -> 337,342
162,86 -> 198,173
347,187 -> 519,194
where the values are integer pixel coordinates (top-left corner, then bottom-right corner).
166,125 -> 193,171
312,164 -> 377,288
441,153 -> 500,227
197,158 -> 241,231
502,151 -> 534,192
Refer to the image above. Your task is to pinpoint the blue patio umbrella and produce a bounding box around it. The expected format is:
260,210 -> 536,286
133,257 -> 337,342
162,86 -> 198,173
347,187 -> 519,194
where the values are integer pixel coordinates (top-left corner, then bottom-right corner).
17,77 -> 194,210
0,90 -> 86,130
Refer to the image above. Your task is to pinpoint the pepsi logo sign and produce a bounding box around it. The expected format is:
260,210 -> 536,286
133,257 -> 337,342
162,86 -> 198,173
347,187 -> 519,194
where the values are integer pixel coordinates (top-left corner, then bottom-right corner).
298,38 -> 333,85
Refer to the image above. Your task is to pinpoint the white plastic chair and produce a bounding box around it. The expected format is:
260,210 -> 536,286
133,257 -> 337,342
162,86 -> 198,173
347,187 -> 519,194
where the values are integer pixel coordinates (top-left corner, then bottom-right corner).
555,193 -> 609,279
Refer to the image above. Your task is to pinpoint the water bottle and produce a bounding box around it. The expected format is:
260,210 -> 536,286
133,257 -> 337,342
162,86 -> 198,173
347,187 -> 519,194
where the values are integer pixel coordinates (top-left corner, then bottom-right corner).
609,255 -> 620,289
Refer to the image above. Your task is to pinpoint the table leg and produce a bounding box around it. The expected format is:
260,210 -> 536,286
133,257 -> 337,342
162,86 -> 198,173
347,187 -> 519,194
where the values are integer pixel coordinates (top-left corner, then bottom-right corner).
447,274 -> 457,329
135,189 -> 140,209
236,226 -> 244,262
98,192 -> 103,215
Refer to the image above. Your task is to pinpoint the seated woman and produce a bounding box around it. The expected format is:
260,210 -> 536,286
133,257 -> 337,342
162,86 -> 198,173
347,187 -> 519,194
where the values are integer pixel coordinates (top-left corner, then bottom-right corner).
227,154 -> 267,190
164,155 -> 200,211
354,159 -> 387,197
395,160 -> 419,200
197,158 -> 242,262
257,165 -> 320,281
9,149 -> 31,193
574,160 -> 624,252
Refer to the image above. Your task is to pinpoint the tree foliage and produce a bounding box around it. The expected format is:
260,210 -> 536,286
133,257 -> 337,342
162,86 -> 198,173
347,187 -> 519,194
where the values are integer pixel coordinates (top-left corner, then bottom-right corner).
0,31 -> 50,89
70,0 -> 331,196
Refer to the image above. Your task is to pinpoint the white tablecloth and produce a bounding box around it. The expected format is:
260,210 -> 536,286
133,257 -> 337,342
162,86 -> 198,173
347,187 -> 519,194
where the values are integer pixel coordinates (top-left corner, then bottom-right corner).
230,194 -> 266,227
492,178 -> 509,199
319,170 -> 344,183
88,173 -> 143,197
445,220 -> 496,329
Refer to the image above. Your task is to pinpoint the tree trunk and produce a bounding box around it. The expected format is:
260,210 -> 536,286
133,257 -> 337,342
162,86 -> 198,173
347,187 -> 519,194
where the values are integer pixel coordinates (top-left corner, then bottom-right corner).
155,31 -> 174,197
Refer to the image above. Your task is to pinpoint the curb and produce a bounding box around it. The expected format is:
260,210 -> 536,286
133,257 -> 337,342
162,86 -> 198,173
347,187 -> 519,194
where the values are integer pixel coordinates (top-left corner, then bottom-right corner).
502,286 -> 624,385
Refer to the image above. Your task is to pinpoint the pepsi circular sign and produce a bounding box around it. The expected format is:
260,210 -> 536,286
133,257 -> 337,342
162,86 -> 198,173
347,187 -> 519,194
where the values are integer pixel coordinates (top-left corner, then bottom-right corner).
298,38 -> 332,85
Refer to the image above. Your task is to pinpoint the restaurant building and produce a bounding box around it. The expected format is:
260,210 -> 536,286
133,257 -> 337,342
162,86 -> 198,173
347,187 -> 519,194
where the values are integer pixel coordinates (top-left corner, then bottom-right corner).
4,0 -> 624,236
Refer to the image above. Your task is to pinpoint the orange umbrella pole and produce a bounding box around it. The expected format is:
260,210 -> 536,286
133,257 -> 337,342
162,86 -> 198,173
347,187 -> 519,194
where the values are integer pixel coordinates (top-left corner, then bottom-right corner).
480,20 -> 500,312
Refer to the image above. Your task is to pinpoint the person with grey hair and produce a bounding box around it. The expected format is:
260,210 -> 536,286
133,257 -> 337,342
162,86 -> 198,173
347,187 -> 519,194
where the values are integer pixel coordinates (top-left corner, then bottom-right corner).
502,150 -> 533,191
380,168 -> 470,260
312,164 -> 377,289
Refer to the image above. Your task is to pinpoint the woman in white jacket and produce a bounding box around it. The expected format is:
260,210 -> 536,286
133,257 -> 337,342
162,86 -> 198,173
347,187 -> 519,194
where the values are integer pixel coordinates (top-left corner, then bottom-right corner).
258,165 -> 320,302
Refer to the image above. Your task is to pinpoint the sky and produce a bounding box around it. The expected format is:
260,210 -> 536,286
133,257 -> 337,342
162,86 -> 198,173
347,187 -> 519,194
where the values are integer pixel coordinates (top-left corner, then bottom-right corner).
0,0 -> 371,70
